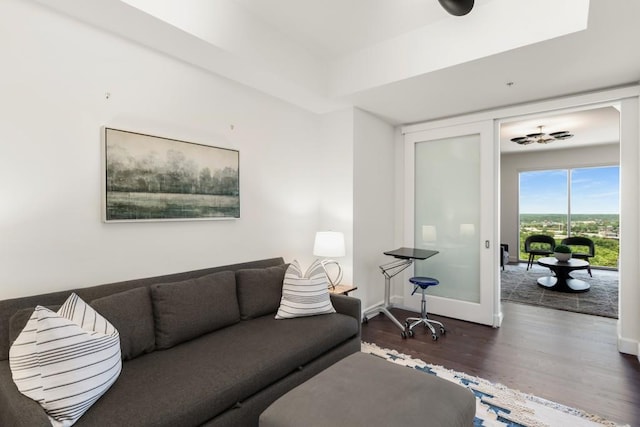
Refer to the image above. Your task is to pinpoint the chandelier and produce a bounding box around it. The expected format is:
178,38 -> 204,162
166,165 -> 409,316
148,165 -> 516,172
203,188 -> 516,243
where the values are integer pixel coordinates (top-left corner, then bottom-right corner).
510,126 -> 574,145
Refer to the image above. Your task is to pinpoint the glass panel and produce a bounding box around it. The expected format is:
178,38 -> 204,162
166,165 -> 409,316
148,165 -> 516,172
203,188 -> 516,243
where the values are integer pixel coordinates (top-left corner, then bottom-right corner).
414,134 -> 480,303
570,166 -> 620,267
518,167 -> 620,268
518,170 -> 568,260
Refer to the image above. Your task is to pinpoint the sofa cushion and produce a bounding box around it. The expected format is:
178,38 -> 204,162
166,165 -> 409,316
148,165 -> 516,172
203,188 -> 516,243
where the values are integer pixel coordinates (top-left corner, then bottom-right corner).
70,312 -> 359,427
151,271 -> 240,349
276,260 -> 335,319
236,264 -> 288,319
9,293 -> 121,426
91,287 -> 155,360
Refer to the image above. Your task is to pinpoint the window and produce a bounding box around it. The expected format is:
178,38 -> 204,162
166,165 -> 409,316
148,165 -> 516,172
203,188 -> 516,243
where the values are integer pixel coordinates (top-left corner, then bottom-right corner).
519,166 -> 619,268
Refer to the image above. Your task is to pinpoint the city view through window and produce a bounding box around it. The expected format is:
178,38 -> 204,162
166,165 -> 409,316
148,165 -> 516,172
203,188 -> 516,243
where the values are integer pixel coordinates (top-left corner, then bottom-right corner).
519,166 -> 620,268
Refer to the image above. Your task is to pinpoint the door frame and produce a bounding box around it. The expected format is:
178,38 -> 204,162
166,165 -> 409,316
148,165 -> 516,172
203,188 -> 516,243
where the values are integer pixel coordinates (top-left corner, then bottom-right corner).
401,85 -> 640,356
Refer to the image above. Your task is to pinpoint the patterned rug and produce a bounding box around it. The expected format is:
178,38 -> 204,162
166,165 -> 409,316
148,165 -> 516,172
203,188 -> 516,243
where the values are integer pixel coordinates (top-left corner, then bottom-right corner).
501,264 -> 618,318
362,342 -> 627,427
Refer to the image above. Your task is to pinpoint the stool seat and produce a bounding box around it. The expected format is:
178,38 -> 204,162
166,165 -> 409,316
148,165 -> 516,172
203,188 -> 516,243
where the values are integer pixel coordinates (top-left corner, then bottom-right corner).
404,276 -> 444,340
409,276 -> 439,289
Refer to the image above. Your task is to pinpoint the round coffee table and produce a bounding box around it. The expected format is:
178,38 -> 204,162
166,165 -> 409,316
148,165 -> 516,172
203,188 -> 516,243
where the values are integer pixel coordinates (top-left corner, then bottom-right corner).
536,257 -> 590,293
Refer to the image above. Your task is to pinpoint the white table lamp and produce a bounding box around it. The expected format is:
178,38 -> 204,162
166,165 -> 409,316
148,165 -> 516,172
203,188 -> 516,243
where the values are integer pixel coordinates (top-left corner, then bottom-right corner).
313,231 -> 345,288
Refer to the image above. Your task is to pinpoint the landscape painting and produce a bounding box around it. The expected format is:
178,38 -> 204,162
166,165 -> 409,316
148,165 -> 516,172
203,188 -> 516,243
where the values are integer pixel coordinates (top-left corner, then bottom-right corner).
103,128 -> 239,222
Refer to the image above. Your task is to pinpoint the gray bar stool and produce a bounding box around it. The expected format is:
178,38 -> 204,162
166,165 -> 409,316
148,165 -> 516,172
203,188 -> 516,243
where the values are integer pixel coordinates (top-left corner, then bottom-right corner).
404,277 -> 445,340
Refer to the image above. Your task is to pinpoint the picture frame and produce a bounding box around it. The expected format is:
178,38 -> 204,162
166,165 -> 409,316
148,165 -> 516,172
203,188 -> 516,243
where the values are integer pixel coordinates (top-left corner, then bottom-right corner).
103,128 -> 239,222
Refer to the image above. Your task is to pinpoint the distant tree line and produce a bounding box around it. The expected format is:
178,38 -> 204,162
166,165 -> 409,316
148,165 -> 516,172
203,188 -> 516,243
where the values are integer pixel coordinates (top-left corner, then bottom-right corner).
520,213 -> 619,240
107,148 -> 238,196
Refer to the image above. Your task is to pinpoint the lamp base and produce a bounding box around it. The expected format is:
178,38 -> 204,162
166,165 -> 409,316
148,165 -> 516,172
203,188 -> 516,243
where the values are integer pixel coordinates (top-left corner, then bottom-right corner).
319,259 -> 343,289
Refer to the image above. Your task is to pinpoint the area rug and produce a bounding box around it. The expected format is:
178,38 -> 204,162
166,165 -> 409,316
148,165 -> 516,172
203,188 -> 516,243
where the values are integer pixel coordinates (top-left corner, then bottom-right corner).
500,264 -> 618,318
362,342 -> 627,427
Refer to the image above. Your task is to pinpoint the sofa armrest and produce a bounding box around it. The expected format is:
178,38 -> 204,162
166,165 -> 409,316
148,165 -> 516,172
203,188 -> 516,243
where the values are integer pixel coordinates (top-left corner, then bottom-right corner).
0,363 -> 49,427
330,294 -> 361,321
330,294 -> 361,336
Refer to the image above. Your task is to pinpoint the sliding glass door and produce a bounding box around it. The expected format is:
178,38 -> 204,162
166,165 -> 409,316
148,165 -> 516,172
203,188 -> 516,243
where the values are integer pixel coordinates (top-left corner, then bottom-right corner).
414,134 -> 481,303
405,121 -> 498,327
519,166 -> 620,267
519,169 -> 568,239
570,166 -> 620,267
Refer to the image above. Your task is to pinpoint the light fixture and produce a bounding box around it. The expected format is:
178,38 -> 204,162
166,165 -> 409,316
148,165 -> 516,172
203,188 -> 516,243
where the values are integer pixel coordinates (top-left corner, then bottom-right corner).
510,125 -> 573,145
438,0 -> 474,16
313,231 -> 346,289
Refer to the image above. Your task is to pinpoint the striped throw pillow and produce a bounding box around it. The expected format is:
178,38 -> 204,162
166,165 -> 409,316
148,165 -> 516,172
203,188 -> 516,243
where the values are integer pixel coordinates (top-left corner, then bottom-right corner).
275,259 -> 336,319
9,293 -> 122,426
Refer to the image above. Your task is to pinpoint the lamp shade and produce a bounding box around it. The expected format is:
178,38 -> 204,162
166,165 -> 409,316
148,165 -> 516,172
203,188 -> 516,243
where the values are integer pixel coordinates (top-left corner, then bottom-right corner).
313,231 -> 346,257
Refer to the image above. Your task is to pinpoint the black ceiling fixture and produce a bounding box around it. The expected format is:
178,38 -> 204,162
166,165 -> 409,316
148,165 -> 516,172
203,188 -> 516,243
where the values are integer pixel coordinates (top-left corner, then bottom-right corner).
438,0 -> 474,16
510,126 -> 574,145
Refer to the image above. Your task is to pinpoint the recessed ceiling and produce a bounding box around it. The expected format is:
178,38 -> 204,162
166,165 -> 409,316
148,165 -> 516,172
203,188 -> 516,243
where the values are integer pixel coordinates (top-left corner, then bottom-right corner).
233,0 -> 491,59
348,0 -> 640,124
30,0 -> 640,125
500,106 -> 620,154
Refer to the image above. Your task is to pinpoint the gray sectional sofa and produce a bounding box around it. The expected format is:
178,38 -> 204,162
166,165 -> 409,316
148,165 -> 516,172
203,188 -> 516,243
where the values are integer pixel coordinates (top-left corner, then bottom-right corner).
0,257 -> 361,426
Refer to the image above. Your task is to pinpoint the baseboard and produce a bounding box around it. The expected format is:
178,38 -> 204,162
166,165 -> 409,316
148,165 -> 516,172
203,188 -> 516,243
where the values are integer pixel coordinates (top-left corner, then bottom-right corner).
362,296 -> 407,320
617,335 -> 639,357
493,310 -> 504,328
361,301 -> 383,320
390,295 -> 403,306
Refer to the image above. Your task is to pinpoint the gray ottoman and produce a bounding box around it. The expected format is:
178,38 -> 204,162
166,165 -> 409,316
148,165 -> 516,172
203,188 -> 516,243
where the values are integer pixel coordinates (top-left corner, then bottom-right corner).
260,352 -> 475,427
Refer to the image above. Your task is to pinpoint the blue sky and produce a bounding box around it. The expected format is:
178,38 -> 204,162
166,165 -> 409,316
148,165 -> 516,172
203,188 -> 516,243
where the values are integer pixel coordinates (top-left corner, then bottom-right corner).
519,166 -> 620,214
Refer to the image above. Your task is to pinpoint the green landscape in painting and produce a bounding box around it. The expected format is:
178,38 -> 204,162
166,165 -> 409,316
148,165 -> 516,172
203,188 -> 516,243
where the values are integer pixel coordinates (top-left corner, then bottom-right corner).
105,128 -> 240,221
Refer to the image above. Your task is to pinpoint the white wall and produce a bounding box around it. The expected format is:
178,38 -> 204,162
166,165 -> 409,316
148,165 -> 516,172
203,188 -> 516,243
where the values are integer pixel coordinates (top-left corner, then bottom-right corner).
319,109 -> 355,284
352,109 -> 396,312
500,143 -> 620,260
0,0 -> 329,299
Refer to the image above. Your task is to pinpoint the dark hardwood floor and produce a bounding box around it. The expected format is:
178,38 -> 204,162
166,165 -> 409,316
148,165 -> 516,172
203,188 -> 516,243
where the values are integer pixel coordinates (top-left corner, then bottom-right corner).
361,302 -> 640,426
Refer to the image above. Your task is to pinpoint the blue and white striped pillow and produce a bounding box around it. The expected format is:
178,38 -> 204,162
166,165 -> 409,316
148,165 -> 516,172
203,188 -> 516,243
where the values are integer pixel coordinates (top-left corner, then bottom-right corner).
9,293 -> 122,426
275,259 -> 336,319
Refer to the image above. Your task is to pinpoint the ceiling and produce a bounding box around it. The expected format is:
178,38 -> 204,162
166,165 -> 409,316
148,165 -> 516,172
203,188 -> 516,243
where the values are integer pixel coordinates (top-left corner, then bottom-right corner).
500,106 -> 620,154
32,0 -> 639,147
341,0 -> 640,124
233,0 -> 459,59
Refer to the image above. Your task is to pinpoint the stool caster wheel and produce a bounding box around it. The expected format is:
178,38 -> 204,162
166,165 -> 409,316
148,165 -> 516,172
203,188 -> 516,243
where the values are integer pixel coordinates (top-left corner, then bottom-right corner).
440,327 -> 446,335
432,334 -> 438,341
401,329 -> 414,339
404,321 -> 410,328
